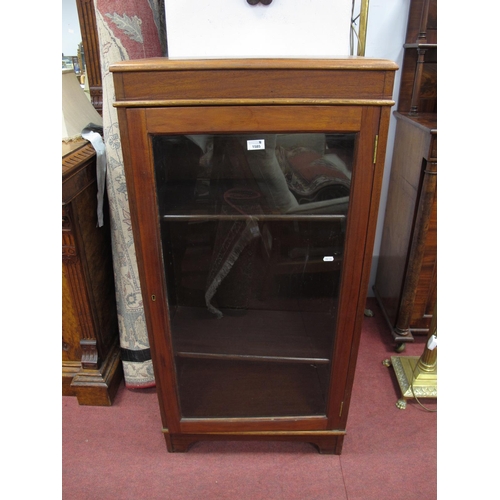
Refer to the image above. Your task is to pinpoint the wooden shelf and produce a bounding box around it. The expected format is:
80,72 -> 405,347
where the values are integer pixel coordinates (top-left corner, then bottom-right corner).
162,213 -> 346,222
171,306 -> 334,364
177,357 -> 329,418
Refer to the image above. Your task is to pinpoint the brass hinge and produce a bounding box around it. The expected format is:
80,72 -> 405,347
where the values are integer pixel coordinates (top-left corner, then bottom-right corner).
339,401 -> 344,417
373,135 -> 379,164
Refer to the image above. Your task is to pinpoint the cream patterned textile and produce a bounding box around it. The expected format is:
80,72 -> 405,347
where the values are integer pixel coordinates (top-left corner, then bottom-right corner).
93,0 -> 166,387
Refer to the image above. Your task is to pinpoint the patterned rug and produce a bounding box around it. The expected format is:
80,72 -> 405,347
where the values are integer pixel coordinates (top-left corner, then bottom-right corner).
93,0 -> 166,387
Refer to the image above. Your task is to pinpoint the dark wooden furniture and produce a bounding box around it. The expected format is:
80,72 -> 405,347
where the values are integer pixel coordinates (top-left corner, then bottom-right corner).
373,0 -> 437,349
62,139 -> 122,405
397,0 -> 436,115
111,57 -> 397,453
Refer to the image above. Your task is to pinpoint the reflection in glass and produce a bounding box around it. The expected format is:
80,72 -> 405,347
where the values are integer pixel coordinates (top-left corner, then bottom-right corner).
153,133 -> 355,418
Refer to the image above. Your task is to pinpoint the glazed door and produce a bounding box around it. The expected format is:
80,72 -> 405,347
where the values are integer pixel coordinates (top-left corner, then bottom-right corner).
121,105 -> 381,432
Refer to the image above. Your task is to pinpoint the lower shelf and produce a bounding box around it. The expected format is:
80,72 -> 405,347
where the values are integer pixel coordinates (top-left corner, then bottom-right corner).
176,357 -> 330,419
171,306 -> 334,363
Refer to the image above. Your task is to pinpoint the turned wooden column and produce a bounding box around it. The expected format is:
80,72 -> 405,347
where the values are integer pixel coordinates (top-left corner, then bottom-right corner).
76,0 -> 103,115
417,0 -> 431,42
409,47 -> 427,115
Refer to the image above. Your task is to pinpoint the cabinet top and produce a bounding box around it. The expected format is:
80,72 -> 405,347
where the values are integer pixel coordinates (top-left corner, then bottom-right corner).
111,57 -> 398,107
110,57 -> 398,73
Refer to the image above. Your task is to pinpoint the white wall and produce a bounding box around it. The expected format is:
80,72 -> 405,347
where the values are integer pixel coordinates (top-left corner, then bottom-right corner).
165,0 -> 353,58
363,0 -> 411,294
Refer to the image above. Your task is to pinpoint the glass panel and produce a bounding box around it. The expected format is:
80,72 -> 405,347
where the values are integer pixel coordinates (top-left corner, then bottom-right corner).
153,133 -> 355,418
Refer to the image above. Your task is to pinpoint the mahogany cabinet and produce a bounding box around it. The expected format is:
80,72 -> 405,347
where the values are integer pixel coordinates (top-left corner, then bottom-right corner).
62,140 -> 122,405
373,0 -> 437,348
111,57 -> 397,453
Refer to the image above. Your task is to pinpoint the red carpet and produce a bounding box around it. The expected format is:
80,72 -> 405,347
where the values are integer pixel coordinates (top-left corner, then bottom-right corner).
62,298 -> 437,499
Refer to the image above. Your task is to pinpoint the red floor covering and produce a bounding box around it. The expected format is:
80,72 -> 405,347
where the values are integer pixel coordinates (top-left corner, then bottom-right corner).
62,299 -> 437,499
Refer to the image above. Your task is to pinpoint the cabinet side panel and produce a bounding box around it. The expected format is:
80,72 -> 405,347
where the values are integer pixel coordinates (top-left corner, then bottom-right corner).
374,116 -> 430,327
72,182 -> 118,359
62,265 -> 83,362
409,182 -> 437,329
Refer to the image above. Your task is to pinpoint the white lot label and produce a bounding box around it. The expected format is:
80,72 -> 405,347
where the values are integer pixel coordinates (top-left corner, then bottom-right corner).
323,256 -> 334,262
247,139 -> 265,150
